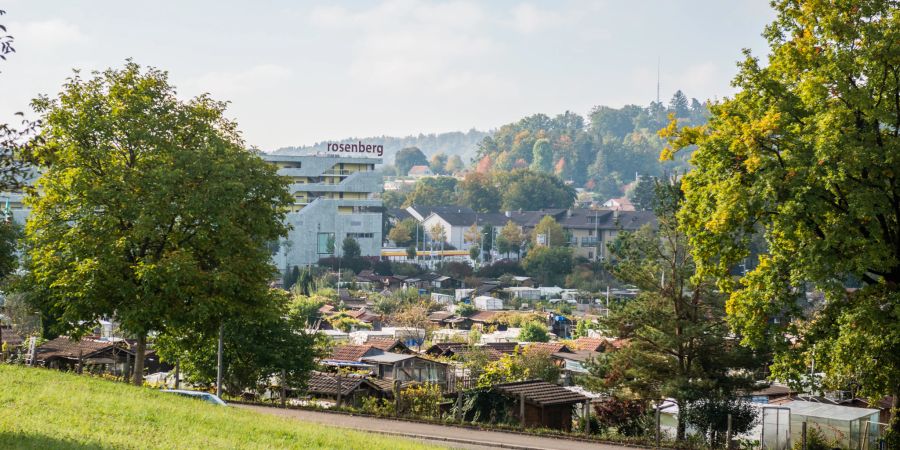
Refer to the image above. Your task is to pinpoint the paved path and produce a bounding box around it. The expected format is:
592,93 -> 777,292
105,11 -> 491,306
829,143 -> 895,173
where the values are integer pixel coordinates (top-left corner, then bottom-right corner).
238,404 -> 641,450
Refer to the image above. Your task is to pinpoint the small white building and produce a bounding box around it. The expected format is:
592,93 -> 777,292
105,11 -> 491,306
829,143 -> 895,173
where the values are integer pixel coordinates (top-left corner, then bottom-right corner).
504,287 -> 541,300
474,295 -> 504,311
480,328 -> 521,344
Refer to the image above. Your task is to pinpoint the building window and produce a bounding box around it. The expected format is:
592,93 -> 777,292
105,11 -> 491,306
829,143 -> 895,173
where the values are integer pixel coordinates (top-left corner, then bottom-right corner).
317,232 -> 335,254
348,233 -> 374,239
588,251 -> 594,259
588,229 -> 594,236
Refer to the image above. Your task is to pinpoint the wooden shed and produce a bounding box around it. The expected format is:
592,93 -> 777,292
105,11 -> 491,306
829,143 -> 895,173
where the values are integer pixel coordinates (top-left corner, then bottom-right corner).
493,380 -> 589,432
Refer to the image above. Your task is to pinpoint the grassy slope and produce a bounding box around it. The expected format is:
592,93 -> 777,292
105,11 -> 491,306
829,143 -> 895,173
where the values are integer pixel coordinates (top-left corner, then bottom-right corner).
0,365 -> 442,450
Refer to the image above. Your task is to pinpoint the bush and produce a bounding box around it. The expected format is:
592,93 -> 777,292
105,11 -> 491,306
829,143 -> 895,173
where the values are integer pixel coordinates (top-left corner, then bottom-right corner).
518,321 -> 549,342
477,260 -> 525,278
360,397 -> 395,417
398,383 -> 443,419
593,398 -> 650,437
439,261 -> 473,280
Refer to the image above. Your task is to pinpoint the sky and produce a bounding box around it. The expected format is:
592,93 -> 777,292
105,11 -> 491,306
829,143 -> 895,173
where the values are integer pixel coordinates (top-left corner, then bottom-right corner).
0,1 -> 776,151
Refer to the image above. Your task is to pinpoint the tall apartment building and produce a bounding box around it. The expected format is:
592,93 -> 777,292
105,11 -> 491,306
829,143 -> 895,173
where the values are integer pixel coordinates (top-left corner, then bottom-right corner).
263,154 -> 383,272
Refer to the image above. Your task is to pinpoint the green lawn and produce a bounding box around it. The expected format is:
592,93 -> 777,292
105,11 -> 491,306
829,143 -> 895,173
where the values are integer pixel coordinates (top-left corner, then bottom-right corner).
0,365 -> 443,449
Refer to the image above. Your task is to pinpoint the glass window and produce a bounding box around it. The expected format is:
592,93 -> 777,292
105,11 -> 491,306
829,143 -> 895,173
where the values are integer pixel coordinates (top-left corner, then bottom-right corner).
317,232 -> 334,254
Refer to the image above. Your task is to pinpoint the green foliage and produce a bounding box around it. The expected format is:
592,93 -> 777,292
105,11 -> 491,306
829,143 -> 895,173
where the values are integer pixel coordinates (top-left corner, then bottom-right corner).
388,218 -> 416,247
458,172 -> 501,213
23,63 -> 291,384
283,265 -> 300,291
395,146 -> 428,176
522,246 -> 573,286
156,289 -> 322,396
477,352 -> 530,387
402,176 -> 458,207
664,0 -> 900,426
445,155 -> 464,174
288,293 -> 326,328
496,220 -> 525,258
518,321 -> 550,343
0,221 -> 20,281
0,365 -> 435,450
360,396 -> 396,417
627,176 -> 657,212
381,190 -> 407,209
428,152 -> 447,175
530,138 -> 553,173
531,215 -> 566,247
341,236 -> 361,259
455,302 -> 477,317
499,169 -> 575,211
405,245 -> 417,260
398,382 -> 442,419
683,398 -> 757,448
592,398 -> 651,437
596,179 -> 762,441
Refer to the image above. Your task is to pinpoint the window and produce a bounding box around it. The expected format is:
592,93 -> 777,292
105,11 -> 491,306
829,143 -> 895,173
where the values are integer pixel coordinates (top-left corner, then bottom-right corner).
588,251 -> 594,259
588,229 -> 594,236
348,232 -> 374,239
317,232 -> 335,254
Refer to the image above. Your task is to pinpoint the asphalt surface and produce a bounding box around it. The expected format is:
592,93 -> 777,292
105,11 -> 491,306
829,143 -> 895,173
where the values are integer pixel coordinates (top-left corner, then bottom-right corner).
238,404 -> 640,450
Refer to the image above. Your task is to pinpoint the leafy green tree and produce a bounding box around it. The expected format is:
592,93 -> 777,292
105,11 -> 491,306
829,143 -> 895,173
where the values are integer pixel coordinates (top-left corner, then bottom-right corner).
530,138 -> 553,173
497,220 -> 525,258
23,62 -> 291,385
406,245 -> 417,260
0,221 -> 20,281
628,176 -> 657,212
283,265 -> 300,291
428,152 -> 447,175
499,170 -> 575,211
595,181 -> 760,441
157,290 -> 322,395
522,246 -> 573,286
341,236 -> 361,259
381,190 -> 407,209
458,172 -> 501,213
531,215 -> 567,247
455,302 -> 477,317
388,218 -> 417,247
402,176 -> 458,207
395,146 -> 428,176
518,321 -> 549,343
668,90 -> 690,118
662,0 -> 900,433
444,155 -> 464,174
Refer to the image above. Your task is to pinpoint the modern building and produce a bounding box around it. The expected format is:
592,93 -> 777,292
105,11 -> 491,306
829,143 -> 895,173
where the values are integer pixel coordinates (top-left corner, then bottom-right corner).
263,154 -> 383,271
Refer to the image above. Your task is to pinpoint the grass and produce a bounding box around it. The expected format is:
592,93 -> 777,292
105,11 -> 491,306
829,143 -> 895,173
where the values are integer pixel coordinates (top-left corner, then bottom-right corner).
0,365 -> 445,449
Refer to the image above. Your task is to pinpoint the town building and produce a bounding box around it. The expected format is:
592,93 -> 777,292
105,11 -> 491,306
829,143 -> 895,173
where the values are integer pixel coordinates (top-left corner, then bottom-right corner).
263,154 -> 383,270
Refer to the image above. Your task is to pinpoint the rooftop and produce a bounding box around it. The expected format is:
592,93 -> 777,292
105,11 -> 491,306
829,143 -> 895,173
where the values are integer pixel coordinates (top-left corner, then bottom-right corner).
494,380 -> 590,406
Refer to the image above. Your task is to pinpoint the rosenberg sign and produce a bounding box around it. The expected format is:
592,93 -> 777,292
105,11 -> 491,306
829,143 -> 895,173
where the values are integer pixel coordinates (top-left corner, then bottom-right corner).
327,142 -> 384,157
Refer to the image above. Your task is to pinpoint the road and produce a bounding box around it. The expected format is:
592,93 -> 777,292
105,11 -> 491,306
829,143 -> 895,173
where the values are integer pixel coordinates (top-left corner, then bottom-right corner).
238,404 -> 643,450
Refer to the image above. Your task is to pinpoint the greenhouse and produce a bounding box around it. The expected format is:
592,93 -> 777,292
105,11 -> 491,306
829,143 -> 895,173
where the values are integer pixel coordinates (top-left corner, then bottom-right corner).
783,401 -> 881,449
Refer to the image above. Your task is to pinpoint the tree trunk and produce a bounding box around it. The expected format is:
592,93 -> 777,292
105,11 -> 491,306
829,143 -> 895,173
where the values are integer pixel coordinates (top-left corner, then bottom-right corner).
892,388 -> 899,438
676,400 -> 686,441
132,333 -> 147,386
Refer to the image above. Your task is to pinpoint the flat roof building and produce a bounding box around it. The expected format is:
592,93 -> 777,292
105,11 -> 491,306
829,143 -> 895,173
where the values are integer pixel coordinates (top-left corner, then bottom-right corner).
263,154 -> 383,271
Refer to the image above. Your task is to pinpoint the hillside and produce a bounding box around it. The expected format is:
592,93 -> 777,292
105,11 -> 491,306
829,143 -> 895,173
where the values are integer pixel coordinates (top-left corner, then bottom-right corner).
271,129 -> 489,165
0,365 -> 442,450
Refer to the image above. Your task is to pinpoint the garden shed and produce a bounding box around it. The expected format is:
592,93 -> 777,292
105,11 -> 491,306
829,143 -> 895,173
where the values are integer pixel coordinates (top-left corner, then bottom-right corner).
493,380 -> 589,432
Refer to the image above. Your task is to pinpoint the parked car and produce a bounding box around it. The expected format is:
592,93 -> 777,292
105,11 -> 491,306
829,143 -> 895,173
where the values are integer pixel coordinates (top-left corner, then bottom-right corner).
161,389 -> 227,406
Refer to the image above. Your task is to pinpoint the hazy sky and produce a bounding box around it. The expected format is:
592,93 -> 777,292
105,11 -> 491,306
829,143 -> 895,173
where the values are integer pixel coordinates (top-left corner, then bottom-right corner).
1,1 -> 775,151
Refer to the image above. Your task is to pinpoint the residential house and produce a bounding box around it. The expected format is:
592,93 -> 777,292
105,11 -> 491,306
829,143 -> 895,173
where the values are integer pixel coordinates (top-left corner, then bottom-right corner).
407,165 -> 434,178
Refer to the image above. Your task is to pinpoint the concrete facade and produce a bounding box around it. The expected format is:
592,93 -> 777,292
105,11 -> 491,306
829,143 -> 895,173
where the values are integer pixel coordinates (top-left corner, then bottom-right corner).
263,154 -> 383,272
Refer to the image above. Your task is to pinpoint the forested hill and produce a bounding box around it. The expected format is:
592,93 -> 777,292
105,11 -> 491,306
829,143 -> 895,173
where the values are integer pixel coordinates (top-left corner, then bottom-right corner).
271,129 -> 489,164
472,90 -> 709,200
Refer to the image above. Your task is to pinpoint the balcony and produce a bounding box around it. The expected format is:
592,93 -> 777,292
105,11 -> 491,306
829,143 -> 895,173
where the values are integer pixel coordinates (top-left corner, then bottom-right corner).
580,238 -> 599,247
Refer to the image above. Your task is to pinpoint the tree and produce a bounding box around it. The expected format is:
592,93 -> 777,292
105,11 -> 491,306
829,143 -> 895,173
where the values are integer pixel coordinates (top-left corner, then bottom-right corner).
23,62 -> 292,385
444,155 -> 464,174
381,190 -> 407,209
530,138 -> 553,173
522,246 -> 573,286
531,215 -> 566,247
518,321 -> 549,343
458,172 -> 501,213
0,11 -> 41,193
392,305 -> 430,350
156,290 -> 322,396
662,0 -> 900,434
402,176 -> 458,207
500,170 -> 575,211
395,146 -> 428,176
429,152 -> 447,175
388,218 -> 417,247
593,181 -> 760,441
628,176 -> 657,212
406,245 -> 417,260
497,221 -> 525,258
428,223 -> 446,246
283,265 -> 300,291
342,236 -> 361,259
464,223 -> 481,249
668,90 -> 689,118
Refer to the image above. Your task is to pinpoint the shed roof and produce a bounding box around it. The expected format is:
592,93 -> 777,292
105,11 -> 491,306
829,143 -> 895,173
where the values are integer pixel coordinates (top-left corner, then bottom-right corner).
330,344 -> 382,362
36,336 -> 127,361
306,371 -> 372,396
783,400 -> 879,421
494,380 -> 589,406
